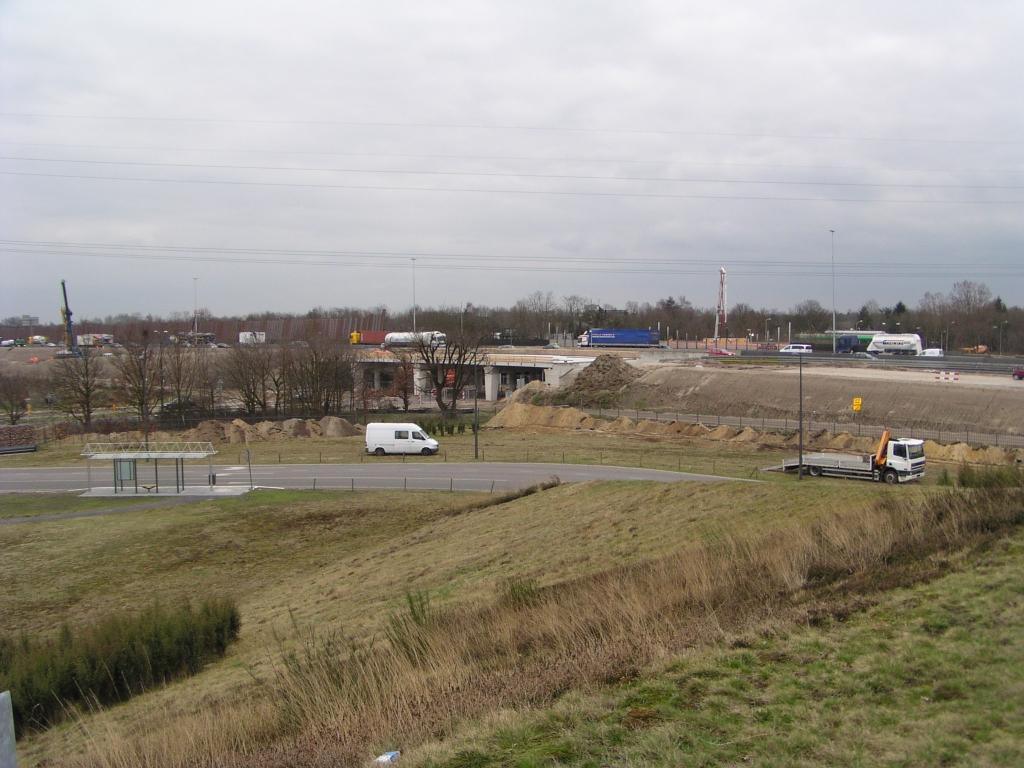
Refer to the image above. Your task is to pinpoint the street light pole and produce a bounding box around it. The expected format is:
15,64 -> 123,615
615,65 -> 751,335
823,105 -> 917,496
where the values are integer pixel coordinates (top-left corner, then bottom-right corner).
193,277 -> 199,336
830,229 -> 836,354
798,352 -> 804,480
411,258 -> 417,333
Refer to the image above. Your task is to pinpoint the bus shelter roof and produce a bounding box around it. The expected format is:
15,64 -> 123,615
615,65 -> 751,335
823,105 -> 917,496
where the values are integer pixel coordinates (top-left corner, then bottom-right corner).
81,442 -> 218,460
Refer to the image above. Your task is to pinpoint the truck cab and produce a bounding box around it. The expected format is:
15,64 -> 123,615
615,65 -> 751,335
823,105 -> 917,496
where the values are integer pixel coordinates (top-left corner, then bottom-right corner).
880,438 -> 926,483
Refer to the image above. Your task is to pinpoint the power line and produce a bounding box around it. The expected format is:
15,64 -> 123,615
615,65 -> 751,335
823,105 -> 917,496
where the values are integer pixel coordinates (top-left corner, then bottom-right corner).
3,241 -> 1021,277
2,170 -> 1020,203
2,156 -> 1020,190
0,141 -> 1015,175
1,112 -> 1018,145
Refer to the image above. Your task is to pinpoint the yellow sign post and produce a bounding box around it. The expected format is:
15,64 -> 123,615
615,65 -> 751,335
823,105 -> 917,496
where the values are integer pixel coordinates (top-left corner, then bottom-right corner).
852,397 -> 862,412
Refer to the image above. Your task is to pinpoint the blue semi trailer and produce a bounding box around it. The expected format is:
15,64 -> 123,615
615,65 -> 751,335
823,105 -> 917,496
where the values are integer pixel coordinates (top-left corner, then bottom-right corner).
578,328 -> 660,347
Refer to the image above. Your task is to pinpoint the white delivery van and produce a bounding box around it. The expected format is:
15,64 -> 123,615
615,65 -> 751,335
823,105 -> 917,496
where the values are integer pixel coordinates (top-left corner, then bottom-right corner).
365,423 -> 439,456
780,344 -> 813,355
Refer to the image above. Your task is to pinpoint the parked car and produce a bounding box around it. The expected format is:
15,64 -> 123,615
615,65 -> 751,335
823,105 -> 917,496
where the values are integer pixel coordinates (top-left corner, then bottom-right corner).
852,352 -> 878,360
161,398 -> 198,413
1013,367 -> 1024,381
706,348 -> 736,356
542,343 -> 560,349
780,344 -> 813,355
365,422 -> 439,456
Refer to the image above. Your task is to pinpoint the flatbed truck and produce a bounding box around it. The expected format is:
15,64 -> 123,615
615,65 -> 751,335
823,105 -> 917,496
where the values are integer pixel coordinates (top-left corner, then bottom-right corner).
776,431 -> 925,484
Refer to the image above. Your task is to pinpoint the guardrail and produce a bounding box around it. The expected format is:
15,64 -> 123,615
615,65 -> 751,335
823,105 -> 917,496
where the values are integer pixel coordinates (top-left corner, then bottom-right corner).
578,407 -> 1024,450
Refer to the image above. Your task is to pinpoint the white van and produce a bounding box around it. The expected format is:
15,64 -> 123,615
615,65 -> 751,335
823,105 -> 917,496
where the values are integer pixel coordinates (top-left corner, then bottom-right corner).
365,422 -> 439,456
920,348 -> 945,357
780,344 -> 813,355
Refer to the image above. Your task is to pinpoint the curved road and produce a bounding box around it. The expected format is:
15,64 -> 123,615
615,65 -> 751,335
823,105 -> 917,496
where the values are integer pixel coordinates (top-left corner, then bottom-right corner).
0,461 -> 732,495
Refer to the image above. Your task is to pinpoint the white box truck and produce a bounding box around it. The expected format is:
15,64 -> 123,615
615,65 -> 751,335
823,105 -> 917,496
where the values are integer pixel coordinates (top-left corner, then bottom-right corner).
238,331 -> 266,344
365,422 -> 439,456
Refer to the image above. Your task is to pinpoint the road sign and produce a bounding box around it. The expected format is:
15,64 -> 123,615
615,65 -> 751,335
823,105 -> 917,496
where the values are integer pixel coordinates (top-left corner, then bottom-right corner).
852,398 -> 862,411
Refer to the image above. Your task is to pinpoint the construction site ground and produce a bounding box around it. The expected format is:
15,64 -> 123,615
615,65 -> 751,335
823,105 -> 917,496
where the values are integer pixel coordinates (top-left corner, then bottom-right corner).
618,359 -> 1024,435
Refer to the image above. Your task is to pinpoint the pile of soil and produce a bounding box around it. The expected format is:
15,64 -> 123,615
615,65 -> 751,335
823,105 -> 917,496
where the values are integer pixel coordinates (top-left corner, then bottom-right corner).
552,355 -> 641,407
507,380 -> 549,404
487,403 -> 602,430
182,416 -> 363,444
485,404 -> 1024,465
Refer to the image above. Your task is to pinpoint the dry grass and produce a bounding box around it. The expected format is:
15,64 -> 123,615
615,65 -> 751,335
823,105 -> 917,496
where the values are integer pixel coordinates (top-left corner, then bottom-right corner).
24,483 -> 1020,768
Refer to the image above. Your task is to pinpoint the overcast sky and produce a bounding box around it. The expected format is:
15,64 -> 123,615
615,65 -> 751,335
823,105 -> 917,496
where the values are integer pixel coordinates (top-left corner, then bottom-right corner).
1,1 -> 1022,324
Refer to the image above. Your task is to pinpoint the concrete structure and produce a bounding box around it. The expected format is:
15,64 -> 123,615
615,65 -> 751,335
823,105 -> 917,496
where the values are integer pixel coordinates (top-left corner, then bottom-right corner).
355,351 -> 596,402
0,690 -> 15,768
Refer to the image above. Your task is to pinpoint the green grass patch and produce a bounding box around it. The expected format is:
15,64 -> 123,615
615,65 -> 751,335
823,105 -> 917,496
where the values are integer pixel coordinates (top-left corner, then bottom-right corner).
1,597 -> 240,736
0,493 -> 157,520
417,530 -> 1024,768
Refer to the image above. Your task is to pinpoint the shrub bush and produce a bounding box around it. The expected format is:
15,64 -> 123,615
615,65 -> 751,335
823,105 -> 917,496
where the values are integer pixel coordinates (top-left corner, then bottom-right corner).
0,597 -> 240,736
957,463 -> 1023,488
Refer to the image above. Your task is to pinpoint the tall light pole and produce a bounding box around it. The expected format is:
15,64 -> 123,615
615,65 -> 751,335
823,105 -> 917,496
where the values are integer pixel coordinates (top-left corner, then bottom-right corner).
765,317 -> 772,346
830,229 -> 836,354
411,258 -> 417,333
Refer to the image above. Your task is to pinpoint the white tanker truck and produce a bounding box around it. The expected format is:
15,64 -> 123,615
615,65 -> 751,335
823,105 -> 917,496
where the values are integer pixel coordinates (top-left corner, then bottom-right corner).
866,333 -> 923,356
383,331 -> 447,348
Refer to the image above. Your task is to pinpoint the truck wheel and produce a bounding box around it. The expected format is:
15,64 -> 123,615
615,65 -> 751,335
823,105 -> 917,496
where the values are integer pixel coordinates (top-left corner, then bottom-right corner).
421,447 -> 432,456
374,447 -> 386,457
808,465 -> 822,477
883,469 -> 898,485
1015,373 -> 1022,380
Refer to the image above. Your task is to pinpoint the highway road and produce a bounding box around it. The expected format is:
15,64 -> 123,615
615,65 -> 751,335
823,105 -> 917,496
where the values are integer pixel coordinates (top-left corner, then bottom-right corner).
0,461 -> 733,495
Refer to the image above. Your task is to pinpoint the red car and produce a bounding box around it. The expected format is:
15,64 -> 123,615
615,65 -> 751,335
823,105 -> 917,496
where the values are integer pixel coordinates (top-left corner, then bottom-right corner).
706,348 -> 737,357
1014,367 -> 1024,380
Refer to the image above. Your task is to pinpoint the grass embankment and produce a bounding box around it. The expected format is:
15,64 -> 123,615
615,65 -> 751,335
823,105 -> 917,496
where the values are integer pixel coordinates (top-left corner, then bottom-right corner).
416,532 -> 1024,767
5,480 -> 875,765
13,479 -> 1017,767
0,494 -> 155,520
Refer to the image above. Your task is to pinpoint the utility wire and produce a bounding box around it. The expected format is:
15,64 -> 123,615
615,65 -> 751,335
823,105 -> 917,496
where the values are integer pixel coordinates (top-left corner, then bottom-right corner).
1,156 -> 1019,189
1,112 -> 1018,145
2,170 -> 1019,203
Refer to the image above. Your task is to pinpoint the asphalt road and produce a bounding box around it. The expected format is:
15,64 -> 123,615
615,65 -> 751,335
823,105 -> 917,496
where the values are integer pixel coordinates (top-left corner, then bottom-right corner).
0,461 -> 732,495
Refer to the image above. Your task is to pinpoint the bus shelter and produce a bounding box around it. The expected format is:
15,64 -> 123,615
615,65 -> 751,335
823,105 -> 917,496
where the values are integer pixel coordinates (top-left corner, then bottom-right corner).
81,442 -> 218,494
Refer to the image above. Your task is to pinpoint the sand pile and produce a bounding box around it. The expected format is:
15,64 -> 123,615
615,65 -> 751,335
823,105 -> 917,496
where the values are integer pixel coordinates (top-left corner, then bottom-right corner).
184,417 -> 362,443
487,403 -> 600,430
603,416 -> 637,433
319,415 -> 361,437
488,403 -> 1024,465
508,380 -> 548,404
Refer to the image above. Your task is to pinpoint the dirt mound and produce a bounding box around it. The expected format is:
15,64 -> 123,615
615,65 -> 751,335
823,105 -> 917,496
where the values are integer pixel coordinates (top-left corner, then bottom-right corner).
635,419 -> 667,435
185,420 -> 228,443
508,380 -> 548,404
707,425 -> 738,441
319,416 -> 361,437
554,355 -> 641,407
603,416 -> 637,433
487,403 -> 598,430
730,427 -> 760,442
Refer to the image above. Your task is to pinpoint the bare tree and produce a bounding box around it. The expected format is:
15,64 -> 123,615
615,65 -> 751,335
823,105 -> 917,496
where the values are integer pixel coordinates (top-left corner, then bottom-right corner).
162,342 -> 198,425
223,343 -> 274,415
387,347 -> 417,412
194,348 -> 221,416
416,331 -> 483,419
109,326 -> 161,440
0,371 -> 31,424
292,336 -> 354,415
53,348 -> 106,426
